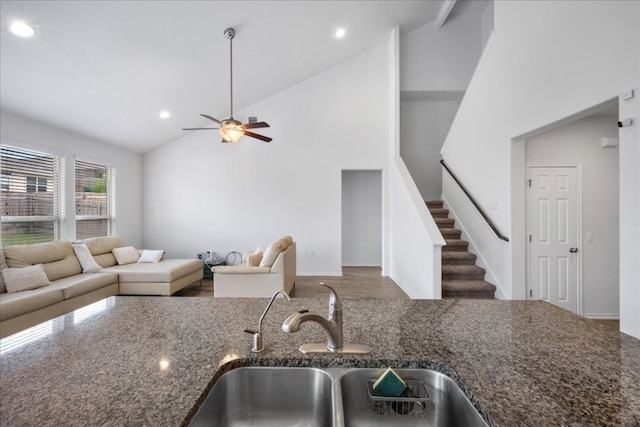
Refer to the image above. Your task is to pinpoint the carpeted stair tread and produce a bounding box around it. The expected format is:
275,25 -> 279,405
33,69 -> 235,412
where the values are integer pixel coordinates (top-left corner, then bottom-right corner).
439,228 -> 462,239
443,239 -> 469,252
435,218 -> 455,228
428,208 -> 450,218
442,264 -> 486,280
442,251 -> 477,265
442,280 -> 496,299
424,198 -> 496,299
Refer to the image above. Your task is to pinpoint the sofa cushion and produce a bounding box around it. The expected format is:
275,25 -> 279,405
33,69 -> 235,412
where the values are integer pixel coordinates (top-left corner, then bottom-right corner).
0,286 -> 64,321
72,244 -> 103,273
280,235 -> 294,246
80,236 -> 126,267
112,246 -> 140,265
247,251 -> 263,267
0,249 -> 6,294
2,264 -> 52,293
48,272 -> 119,300
138,250 -> 164,263
4,240 -> 82,281
101,259 -> 202,282
259,240 -> 287,267
81,235 -> 126,255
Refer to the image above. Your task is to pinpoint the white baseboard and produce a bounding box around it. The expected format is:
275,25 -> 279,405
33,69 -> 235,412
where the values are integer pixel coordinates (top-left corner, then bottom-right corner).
584,314 -> 620,320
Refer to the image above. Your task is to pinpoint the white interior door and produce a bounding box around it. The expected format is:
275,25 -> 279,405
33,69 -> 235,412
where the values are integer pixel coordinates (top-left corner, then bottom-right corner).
528,166 -> 580,313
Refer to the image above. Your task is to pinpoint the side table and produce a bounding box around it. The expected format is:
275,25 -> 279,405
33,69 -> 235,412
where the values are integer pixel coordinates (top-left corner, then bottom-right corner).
203,260 -> 226,279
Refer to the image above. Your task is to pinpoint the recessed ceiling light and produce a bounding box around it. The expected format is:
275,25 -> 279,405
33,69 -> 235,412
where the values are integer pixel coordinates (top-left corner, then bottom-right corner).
335,28 -> 346,39
159,111 -> 171,119
9,21 -> 35,38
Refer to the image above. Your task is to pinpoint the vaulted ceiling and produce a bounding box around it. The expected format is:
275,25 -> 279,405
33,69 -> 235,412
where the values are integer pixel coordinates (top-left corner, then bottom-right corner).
1,1 -> 447,153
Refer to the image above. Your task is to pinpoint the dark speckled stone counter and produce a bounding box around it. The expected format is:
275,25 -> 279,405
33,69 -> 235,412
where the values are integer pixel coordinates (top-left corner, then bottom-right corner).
1,296 -> 639,426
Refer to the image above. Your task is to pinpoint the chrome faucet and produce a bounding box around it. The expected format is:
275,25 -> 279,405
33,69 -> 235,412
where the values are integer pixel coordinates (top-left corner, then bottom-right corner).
245,290 -> 291,353
282,283 -> 371,354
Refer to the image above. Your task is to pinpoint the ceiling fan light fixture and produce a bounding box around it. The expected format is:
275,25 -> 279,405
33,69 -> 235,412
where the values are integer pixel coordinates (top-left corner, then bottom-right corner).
219,120 -> 245,142
183,27 -> 271,143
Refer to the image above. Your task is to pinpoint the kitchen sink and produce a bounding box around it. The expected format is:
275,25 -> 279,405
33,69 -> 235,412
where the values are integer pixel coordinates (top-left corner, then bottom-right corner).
189,367 -> 334,427
340,368 -> 489,427
189,366 -> 489,427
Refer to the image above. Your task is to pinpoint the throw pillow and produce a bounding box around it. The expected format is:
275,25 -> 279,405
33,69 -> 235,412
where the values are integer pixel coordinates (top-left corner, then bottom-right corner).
112,246 -> 140,265
138,249 -> 164,263
72,243 -> 103,273
2,264 -> 51,293
247,251 -> 263,267
259,240 -> 285,267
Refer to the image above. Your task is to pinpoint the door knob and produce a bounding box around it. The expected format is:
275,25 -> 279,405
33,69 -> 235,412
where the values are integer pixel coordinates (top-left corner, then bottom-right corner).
569,247 -> 579,253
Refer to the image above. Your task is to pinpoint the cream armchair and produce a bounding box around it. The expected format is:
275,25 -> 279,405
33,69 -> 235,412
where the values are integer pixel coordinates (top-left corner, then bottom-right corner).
213,238 -> 296,298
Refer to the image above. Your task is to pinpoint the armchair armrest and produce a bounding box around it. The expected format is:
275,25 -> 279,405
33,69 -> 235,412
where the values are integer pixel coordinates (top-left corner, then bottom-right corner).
213,265 -> 271,274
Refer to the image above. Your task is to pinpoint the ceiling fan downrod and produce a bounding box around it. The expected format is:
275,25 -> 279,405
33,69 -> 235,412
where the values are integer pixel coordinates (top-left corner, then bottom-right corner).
224,28 -> 235,120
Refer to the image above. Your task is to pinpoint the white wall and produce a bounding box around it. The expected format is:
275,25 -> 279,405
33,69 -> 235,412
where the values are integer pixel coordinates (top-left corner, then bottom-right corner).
400,0 -> 486,92
142,45 -> 390,273
389,158 -> 445,299
398,0 -> 485,203
400,99 -> 460,200
441,1 -> 639,337
0,110 -> 143,247
342,170 -> 382,267
526,115 -> 620,318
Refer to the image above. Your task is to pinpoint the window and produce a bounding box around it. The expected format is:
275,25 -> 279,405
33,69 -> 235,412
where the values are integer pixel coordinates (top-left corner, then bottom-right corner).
75,159 -> 114,239
26,176 -> 47,193
1,173 -> 10,191
1,145 -> 64,246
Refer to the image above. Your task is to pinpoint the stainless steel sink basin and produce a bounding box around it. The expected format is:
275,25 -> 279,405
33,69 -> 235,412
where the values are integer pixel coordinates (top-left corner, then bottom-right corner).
189,366 -> 489,427
340,368 -> 489,427
189,367 -> 334,427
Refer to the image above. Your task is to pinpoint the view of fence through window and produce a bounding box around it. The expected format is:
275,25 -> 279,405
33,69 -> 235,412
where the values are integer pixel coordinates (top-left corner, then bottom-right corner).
1,145 -> 63,246
1,145 -> 115,246
75,159 -> 113,240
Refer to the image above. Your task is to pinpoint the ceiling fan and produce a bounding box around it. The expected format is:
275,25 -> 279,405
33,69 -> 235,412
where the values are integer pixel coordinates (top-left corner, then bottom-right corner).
183,28 -> 272,143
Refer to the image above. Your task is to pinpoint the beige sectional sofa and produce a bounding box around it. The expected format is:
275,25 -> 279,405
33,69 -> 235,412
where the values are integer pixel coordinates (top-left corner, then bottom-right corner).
0,237 -> 203,339
213,236 -> 296,298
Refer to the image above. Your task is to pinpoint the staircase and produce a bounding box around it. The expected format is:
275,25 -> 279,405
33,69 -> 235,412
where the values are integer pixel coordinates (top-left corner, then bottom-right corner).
426,200 -> 496,299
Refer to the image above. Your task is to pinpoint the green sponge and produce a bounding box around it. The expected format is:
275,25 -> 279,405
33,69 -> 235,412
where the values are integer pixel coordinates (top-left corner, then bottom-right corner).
372,367 -> 407,397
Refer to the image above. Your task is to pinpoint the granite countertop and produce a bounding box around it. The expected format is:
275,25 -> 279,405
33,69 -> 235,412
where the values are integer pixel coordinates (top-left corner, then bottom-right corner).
1,296 -> 639,426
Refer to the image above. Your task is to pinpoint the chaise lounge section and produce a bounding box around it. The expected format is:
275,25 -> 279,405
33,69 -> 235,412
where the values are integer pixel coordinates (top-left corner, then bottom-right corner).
81,236 -> 203,296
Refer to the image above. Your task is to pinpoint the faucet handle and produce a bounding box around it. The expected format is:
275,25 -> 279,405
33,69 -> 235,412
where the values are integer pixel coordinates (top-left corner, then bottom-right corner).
320,283 -> 342,314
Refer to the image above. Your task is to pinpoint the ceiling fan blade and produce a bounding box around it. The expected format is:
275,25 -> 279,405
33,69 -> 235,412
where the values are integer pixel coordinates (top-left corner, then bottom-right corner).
242,121 -> 270,129
200,114 -> 222,124
244,131 -> 272,142
182,127 -> 220,130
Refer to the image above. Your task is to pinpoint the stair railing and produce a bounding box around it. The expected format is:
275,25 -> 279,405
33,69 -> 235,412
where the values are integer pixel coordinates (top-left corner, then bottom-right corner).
440,159 -> 509,242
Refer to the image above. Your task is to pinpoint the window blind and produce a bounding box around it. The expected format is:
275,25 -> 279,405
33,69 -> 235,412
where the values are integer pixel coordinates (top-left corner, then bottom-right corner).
75,159 -> 114,240
1,145 -> 64,246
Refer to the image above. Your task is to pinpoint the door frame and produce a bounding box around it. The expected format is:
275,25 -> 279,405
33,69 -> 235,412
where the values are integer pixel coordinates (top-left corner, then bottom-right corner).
526,163 -> 583,314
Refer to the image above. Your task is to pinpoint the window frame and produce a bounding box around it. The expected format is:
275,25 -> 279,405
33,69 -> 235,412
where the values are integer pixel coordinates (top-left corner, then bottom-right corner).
74,156 -> 116,240
1,142 -> 65,246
